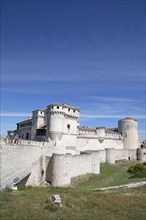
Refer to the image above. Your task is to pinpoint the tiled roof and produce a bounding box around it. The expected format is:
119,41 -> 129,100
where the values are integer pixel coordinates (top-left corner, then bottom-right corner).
79,127 -> 96,132
16,118 -> 32,125
105,130 -> 119,134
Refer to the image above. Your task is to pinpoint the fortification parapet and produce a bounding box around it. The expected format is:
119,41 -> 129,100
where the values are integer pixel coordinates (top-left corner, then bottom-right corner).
31,109 -> 45,140
46,104 -> 79,145
46,104 -> 65,142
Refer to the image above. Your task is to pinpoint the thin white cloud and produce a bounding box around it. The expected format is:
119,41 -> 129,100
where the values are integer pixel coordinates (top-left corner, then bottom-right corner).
81,114 -> 146,119
1,123 -> 17,126
79,99 -> 145,118
1,73 -> 71,82
1,112 -> 31,117
83,96 -> 136,103
1,61 -> 81,82
2,59 -> 145,84
1,87 -> 54,95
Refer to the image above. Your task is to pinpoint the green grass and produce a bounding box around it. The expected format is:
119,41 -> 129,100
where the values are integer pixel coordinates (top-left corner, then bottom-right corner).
74,160 -> 146,191
0,160 -> 146,220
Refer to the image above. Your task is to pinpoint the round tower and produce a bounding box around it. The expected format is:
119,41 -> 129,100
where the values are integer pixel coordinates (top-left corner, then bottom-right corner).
118,117 -> 138,149
46,104 -> 65,142
137,148 -> 146,161
106,148 -> 115,164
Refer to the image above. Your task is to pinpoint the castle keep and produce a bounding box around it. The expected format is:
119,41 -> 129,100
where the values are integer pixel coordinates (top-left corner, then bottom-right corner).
1,103 -> 145,190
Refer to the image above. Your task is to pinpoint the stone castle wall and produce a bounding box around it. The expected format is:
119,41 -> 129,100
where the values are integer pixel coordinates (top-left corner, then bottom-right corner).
0,144 -> 42,190
49,151 -> 100,187
77,138 -> 123,151
0,143 -> 144,190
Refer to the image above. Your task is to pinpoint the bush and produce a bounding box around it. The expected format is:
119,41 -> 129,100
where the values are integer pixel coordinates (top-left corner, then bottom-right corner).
133,171 -> 146,178
127,165 -> 135,174
127,163 -> 145,174
127,163 -> 146,178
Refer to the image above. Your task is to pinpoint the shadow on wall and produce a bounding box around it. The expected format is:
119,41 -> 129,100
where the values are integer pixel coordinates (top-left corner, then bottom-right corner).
45,157 -> 53,185
14,174 -> 31,188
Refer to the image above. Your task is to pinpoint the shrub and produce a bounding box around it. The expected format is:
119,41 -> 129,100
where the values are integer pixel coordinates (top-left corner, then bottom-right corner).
127,165 -> 135,174
133,171 -> 146,178
127,163 -> 145,174
127,163 -> 146,178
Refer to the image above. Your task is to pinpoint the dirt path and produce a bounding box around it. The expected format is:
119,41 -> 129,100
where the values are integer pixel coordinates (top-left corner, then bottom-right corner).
95,181 -> 146,191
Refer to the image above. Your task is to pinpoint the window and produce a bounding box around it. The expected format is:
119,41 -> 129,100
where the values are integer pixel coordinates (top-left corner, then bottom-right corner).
68,108 -> 70,111
73,110 -> 75,113
67,124 -> 70,129
37,129 -> 46,136
20,122 -> 32,127
26,133 -> 29,140
57,106 -> 59,109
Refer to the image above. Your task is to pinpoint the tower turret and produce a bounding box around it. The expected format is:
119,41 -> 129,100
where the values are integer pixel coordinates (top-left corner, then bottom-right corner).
31,109 -> 45,140
46,103 -> 80,146
118,117 -> 138,149
46,104 -> 65,142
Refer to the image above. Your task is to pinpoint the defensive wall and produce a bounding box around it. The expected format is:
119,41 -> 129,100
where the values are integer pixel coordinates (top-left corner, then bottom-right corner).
98,148 -> 138,164
45,151 -> 100,187
0,142 -> 145,190
0,144 -> 44,190
77,138 -> 123,151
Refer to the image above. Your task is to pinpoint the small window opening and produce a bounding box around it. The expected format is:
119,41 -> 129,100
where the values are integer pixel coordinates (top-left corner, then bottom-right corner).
73,110 -> 75,113
68,108 -> 70,111
128,156 -> 130,160
67,124 -> 70,129
57,106 -> 59,109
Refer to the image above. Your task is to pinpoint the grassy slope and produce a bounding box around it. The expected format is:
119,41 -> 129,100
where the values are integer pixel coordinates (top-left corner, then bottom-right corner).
0,161 -> 146,220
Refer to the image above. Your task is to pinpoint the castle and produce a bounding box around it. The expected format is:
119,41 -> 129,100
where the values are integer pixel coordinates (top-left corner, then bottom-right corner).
9,103 -> 139,150
1,103 -> 145,190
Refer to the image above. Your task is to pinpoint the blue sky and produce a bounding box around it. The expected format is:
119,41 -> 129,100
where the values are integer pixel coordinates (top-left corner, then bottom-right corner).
1,0 -> 145,139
